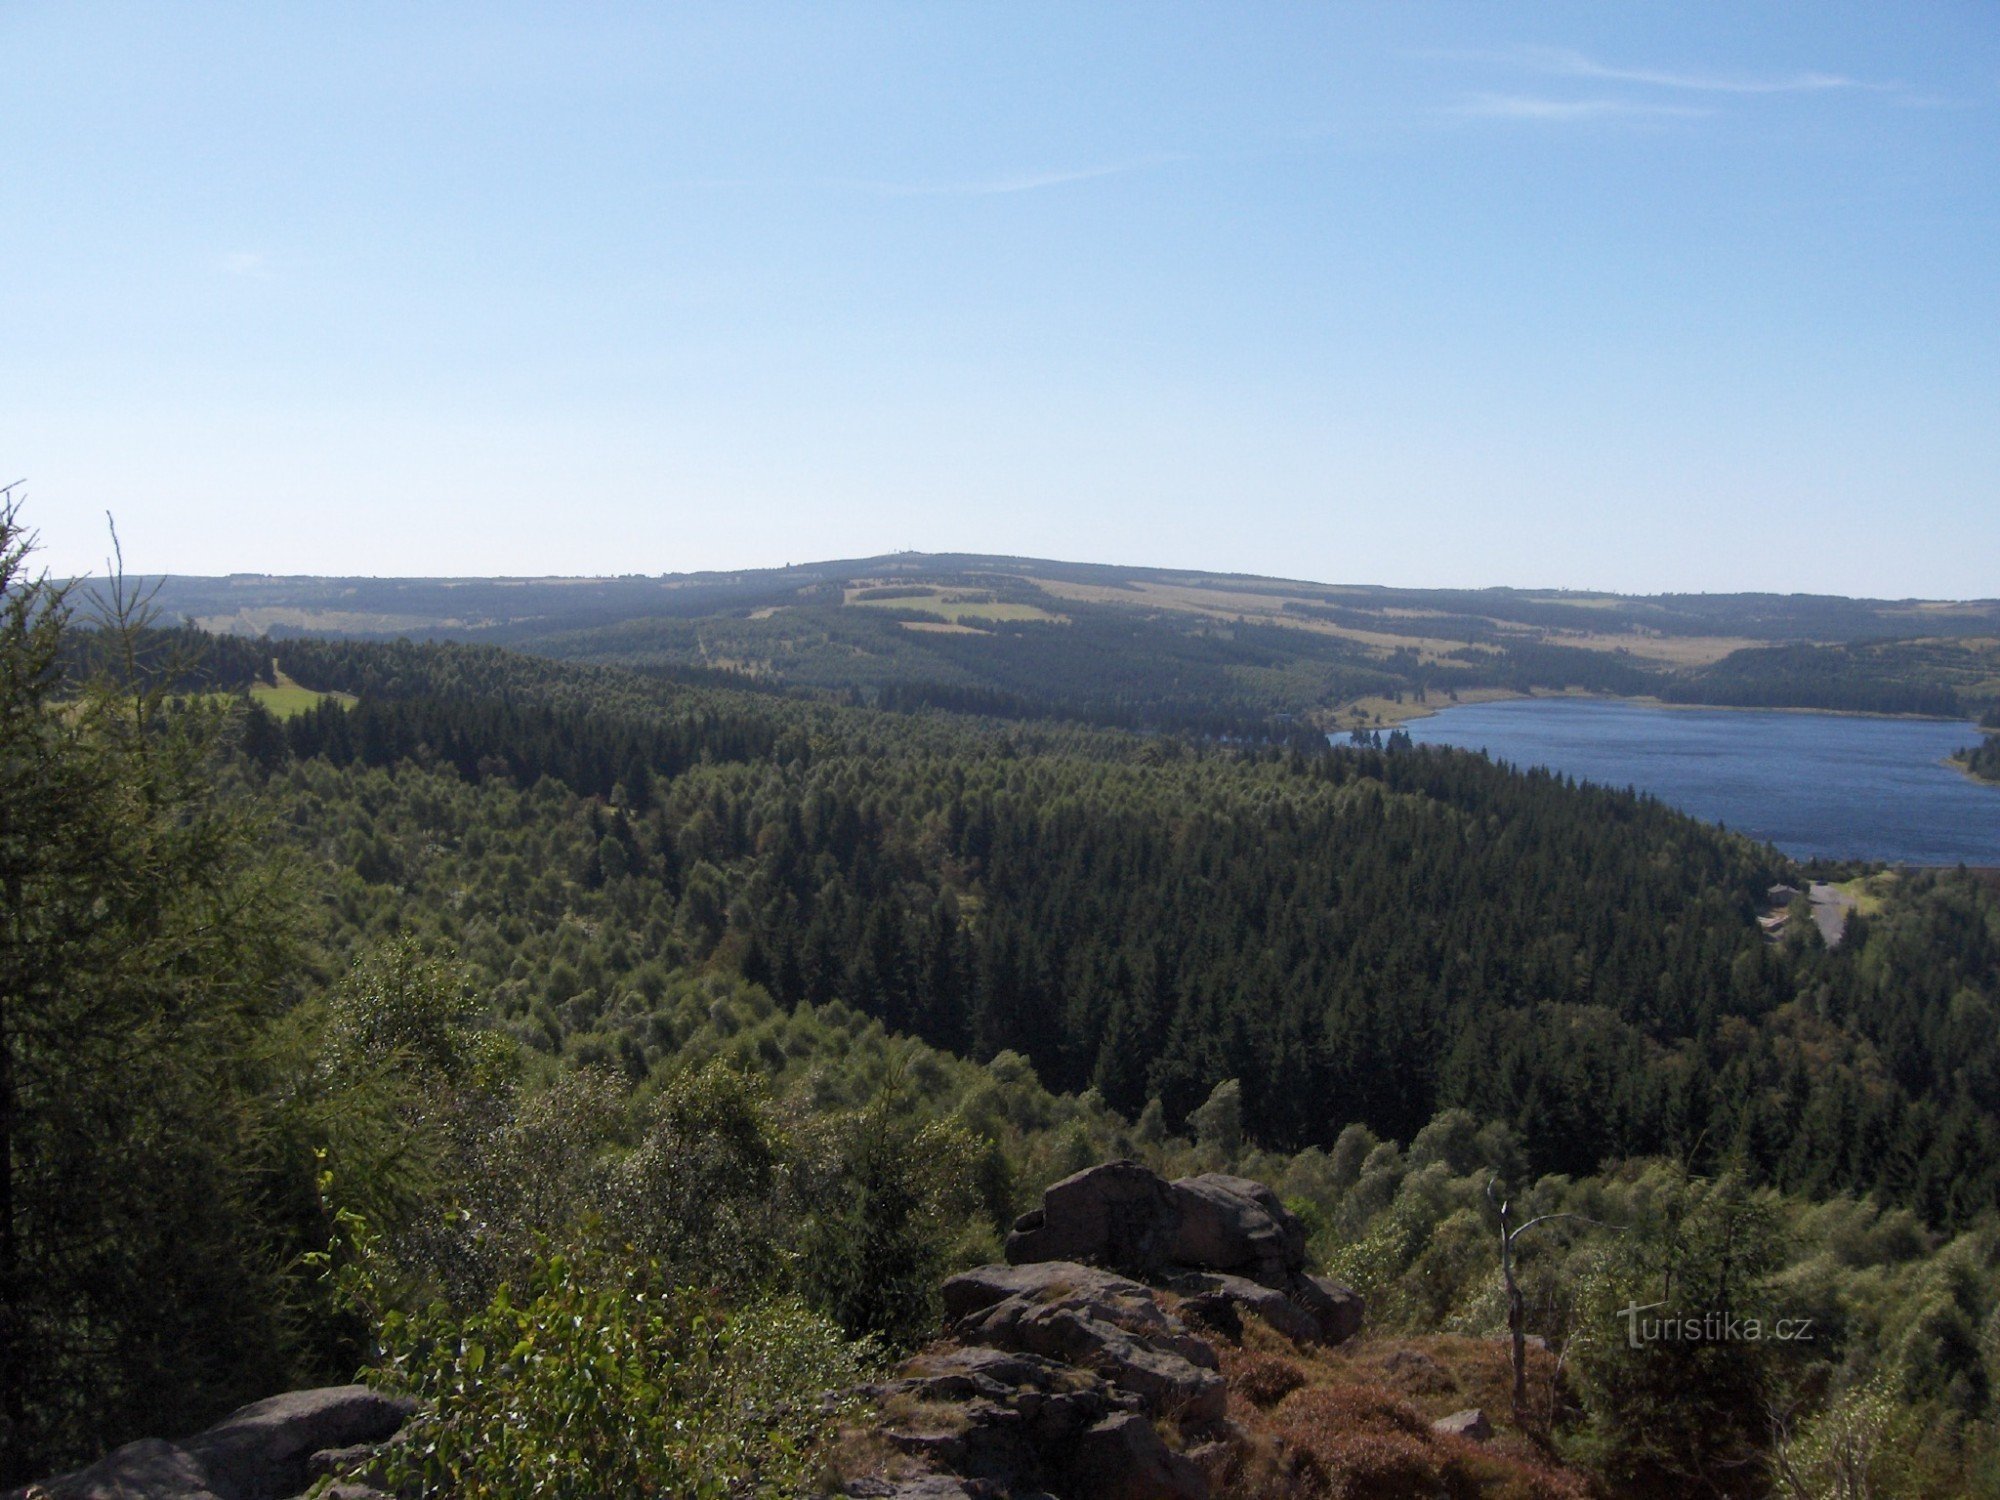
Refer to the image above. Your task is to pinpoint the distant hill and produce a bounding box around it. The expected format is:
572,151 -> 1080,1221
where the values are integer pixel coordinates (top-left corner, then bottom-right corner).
100,554 -> 2000,731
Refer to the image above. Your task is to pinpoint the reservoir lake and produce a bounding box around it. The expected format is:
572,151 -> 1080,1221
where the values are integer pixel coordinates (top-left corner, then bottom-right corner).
1383,698 -> 2000,865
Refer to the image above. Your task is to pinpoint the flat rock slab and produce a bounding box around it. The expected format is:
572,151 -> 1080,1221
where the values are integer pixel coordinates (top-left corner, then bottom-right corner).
943,1260 -> 1155,1323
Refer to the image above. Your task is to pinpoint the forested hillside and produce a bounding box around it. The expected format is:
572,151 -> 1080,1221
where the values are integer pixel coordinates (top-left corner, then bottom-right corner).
14,511 -> 2000,1495
120,557 -> 2000,734
234,634 -> 2000,1227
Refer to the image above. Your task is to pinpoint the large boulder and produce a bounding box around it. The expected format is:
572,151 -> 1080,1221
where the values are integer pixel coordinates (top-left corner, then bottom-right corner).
15,1439 -> 225,1500
11,1386 -> 414,1500
1285,1274 -> 1366,1347
1003,1162 -> 1312,1294
1166,1174 -> 1306,1287
178,1386 -> 414,1500
1004,1160 -> 1182,1274
1433,1407 -> 1494,1442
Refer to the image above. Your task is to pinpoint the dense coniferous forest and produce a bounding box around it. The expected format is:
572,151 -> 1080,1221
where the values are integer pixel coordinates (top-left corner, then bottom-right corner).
230,633 -> 2000,1228
13,513 -> 2000,1496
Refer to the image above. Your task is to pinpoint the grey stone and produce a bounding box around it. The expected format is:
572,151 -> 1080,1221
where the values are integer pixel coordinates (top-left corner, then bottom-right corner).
179,1386 -> 414,1500
1166,1174 -> 1305,1286
21,1438 -> 225,1500
1162,1270 -> 1321,1346
1433,1407 -> 1494,1442
1286,1274 -> 1365,1346
1004,1161 -> 1183,1275
873,1478 -> 983,1500
305,1443 -> 381,1483
953,1266 -> 1225,1424
1063,1412 -> 1208,1500
942,1260 -> 1154,1325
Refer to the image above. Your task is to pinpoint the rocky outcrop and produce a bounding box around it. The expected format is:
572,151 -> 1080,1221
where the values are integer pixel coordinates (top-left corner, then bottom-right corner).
1288,1273 -> 1366,1346
852,1161 -> 1369,1499
946,1261 -> 1225,1424
9,1386 -> 413,1500
1002,1159 -> 1363,1350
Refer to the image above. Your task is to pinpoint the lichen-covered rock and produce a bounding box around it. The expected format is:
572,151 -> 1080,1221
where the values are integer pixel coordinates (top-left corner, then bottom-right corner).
941,1259 -> 1155,1324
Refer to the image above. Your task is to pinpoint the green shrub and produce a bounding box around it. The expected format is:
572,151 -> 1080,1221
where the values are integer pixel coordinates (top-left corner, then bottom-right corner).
335,1223 -> 869,1499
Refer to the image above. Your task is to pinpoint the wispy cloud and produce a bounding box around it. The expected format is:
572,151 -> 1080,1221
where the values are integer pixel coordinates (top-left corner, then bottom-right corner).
1521,45 -> 1889,96
1453,94 -> 1711,122
218,250 -> 272,279
837,155 -> 1192,198
676,154 -> 1198,200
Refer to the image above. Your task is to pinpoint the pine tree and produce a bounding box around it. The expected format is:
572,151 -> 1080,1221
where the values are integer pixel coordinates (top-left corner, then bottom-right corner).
0,496 -> 297,1479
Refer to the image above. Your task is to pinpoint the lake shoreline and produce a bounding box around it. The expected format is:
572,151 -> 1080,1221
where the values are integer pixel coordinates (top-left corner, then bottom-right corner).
1332,687 -> 1982,732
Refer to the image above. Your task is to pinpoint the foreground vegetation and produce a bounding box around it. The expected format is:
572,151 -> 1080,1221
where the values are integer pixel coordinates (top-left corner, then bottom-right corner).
11,502 -> 2000,1496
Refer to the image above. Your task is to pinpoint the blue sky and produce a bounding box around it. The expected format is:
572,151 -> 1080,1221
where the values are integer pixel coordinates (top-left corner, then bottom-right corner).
5,4 -> 1996,595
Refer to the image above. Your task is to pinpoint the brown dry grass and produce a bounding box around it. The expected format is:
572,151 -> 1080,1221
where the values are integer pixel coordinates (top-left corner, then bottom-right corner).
1206,1333 -> 1592,1500
1030,574 -> 1746,670
1223,1348 -> 1309,1409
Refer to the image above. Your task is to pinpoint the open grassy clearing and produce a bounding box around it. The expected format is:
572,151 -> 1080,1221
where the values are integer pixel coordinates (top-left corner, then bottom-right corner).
1536,630 -> 1756,667
1830,870 -> 1899,916
841,585 -> 1065,625
1030,578 -> 1478,663
898,619 -> 987,635
242,662 -> 356,719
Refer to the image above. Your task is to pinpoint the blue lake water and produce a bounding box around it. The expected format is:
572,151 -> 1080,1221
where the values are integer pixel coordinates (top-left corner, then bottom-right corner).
1382,698 -> 2000,865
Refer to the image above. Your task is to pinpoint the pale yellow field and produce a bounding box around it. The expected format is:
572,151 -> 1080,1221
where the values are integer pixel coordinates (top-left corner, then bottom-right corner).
843,585 -> 1065,626
195,607 -> 480,635
1537,631 -> 1758,667
1029,576 -> 1758,668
